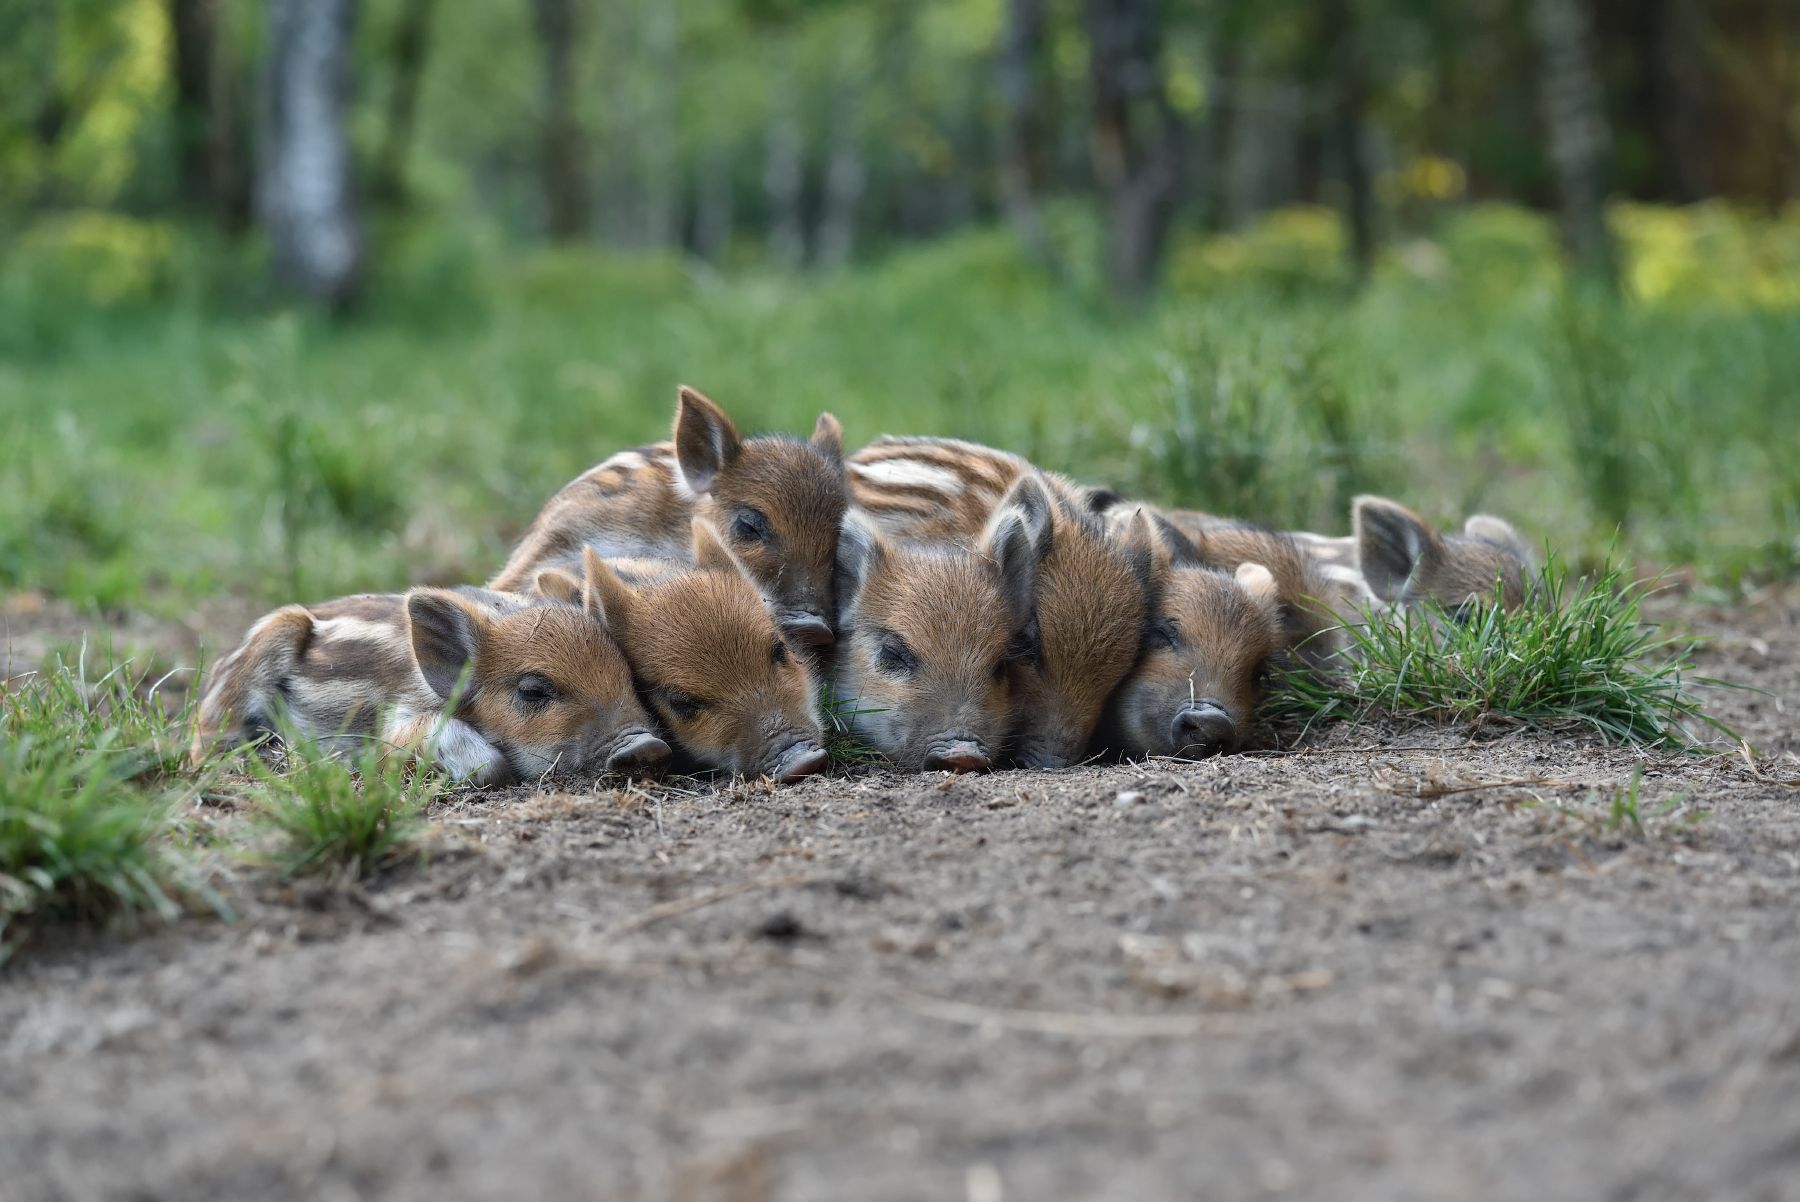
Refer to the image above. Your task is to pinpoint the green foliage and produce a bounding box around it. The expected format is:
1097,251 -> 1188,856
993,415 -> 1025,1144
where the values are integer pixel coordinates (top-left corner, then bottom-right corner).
1270,559 -> 1735,749
0,204 -> 1795,615
1127,309 -> 1392,531
0,650 -> 211,945
820,684 -> 887,769
244,739 -> 439,880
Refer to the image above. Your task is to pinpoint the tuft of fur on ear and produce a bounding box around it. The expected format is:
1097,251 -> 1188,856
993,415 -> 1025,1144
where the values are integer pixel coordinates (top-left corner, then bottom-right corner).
673,385 -> 743,497
533,566 -> 583,606
691,518 -> 743,575
408,590 -> 491,703
811,412 -> 845,462
1354,495 -> 1439,602
1464,514 -> 1532,561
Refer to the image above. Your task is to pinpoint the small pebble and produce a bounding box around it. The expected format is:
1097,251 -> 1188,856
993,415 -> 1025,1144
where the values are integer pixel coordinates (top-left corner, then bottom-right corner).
1114,791 -> 1144,808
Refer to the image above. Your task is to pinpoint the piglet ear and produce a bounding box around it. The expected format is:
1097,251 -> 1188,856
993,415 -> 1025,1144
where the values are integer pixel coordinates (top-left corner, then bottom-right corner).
673,385 -> 743,497
407,590 -> 490,703
1235,562 -> 1284,632
1464,513 -> 1532,563
1354,495 -> 1440,602
574,546 -> 633,636
993,473 -> 1056,562
691,518 -> 743,574
811,412 -> 844,463
984,476 -> 1054,631
532,566 -> 583,606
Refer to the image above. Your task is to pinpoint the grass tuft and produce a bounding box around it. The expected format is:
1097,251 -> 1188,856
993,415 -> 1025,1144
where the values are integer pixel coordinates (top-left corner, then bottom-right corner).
1,650 -> 214,946
244,737 -> 439,880
820,685 -> 887,769
1270,558 -> 1735,748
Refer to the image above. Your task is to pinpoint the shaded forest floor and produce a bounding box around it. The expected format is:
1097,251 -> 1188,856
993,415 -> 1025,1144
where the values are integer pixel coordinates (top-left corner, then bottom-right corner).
2,587 -> 1797,1201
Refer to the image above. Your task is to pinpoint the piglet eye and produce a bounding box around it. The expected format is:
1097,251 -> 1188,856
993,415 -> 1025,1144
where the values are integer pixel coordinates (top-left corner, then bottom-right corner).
875,634 -> 918,677
664,690 -> 706,721
1145,618 -> 1180,652
515,674 -> 558,707
772,641 -> 788,665
731,508 -> 770,544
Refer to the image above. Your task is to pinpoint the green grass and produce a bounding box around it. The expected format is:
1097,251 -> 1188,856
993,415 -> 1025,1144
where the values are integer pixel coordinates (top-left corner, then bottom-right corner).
0,651 -> 213,947
820,685 -> 888,769
244,739 -> 441,880
1,204 -> 1796,615
1270,559 -> 1736,749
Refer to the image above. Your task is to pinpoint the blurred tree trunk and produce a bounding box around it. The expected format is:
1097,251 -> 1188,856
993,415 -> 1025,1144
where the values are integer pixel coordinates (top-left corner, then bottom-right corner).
372,0 -> 434,207
169,0 -> 249,228
764,40 -> 807,273
1200,0 -> 1249,232
1083,0 -> 1185,303
815,85 -> 866,270
531,0 -> 587,240
693,142 -> 734,265
641,0 -> 680,247
1531,0 -> 1616,288
1325,0 -> 1375,283
260,0 -> 362,307
998,0 -> 1062,273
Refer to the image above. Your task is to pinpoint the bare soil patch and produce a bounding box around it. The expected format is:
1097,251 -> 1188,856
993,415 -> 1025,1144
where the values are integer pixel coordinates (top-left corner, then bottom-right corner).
4,588 -> 1798,1202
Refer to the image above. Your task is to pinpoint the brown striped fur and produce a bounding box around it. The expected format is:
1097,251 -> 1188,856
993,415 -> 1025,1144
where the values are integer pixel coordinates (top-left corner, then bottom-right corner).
1099,551 -> 1283,760
191,558 -> 667,785
1351,496 -> 1533,611
849,437 -> 1157,767
577,521 -> 828,783
831,481 -> 1050,772
492,386 -> 848,647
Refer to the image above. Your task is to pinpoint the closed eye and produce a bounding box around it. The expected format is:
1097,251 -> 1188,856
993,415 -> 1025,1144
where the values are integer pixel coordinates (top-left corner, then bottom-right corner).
663,689 -> 708,721
515,673 -> 559,708
874,632 -> 918,676
1144,618 -> 1181,652
772,641 -> 788,665
731,507 -> 772,545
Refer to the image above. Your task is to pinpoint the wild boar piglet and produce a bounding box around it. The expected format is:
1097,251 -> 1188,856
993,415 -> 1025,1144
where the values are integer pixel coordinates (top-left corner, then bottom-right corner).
192,561 -> 668,786
571,521 -> 829,784
493,385 -> 848,648
832,478 -> 1052,773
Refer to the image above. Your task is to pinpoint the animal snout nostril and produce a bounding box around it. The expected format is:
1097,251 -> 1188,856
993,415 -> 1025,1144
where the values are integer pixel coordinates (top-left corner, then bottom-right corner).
923,740 -> 991,774
769,741 -> 829,784
606,732 -> 672,779
1171,702 -> 1236,759
781,612 -> 835,649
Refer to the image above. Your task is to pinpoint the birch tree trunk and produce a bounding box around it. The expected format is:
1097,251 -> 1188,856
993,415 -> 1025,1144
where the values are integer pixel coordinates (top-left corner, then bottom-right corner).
261,0 -> 362,307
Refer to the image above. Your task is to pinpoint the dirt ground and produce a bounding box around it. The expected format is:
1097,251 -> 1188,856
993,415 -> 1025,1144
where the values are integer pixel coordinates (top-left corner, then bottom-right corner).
3,587 -> 1798,1202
